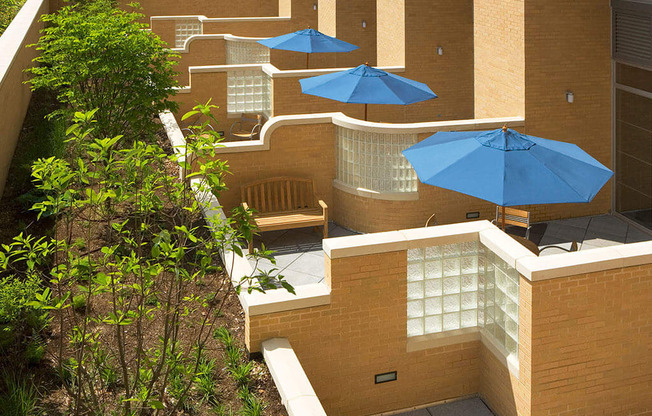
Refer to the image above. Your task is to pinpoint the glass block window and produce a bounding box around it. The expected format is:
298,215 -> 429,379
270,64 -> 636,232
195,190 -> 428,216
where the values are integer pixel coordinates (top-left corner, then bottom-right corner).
481,246 -> 520,358
227,70 -> 271,116
407,241 -> 480,337
226,40 -> 270,65
336,127 -> 418,193
175,19 -> 202,48
407,242 -> 519,360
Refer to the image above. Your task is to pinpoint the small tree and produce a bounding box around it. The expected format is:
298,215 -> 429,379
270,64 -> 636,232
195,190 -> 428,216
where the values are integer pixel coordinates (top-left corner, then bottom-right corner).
1,104 -> 291,415
28,2 -> 179,143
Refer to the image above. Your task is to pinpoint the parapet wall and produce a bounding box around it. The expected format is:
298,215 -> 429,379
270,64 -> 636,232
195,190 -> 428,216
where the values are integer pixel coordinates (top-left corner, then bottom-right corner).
0,0 -> 48,197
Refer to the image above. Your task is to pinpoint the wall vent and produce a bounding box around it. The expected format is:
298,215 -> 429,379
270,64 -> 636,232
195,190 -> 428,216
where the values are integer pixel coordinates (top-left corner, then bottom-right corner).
612,1 -> 652,68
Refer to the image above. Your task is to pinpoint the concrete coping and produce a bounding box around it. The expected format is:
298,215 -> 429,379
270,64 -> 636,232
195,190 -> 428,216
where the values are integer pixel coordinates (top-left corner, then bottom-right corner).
262,338 -> 327,416
150,15 -> 291,23
323,219 -> 652,282
171,33 -> 269,53
209,113 -> 525,154
0,0 -> 45,86
186,63 -> 406,79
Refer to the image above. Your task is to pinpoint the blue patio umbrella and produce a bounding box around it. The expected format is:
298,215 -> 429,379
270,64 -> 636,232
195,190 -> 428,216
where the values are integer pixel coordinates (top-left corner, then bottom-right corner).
402,126 -> 613,229
257,28 -> 358,68
299,63 -> 438,120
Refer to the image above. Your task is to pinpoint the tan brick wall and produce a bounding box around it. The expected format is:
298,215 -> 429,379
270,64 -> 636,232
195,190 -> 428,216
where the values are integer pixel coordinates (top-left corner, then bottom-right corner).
0,0 -> 48,197
118,0 -> 279,20
522,0 -> 612,221
247,251 -> 482,416
474,0 -> 524,118
529,265 -> 652,415
376,0 -> 405,67
171,72 -> 229,126
210,123 -> 337,213
372,0 -> 475,123
174,38 -> 227,87
317,0 -> 336,36
333,0 -> 377,68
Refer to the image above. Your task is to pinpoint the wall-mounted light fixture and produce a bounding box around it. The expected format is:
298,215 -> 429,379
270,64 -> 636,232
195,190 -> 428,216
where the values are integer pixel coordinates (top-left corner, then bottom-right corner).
375,371 -> 397,384
313,3 -> 317,10
362,20 -> 367,29
566,91 -> 574,103
436,46 -> 444,56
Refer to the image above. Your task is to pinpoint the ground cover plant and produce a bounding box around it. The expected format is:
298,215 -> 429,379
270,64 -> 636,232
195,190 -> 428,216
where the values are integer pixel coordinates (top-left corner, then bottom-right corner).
0,0 -> 26,35
1,1 -> 290,414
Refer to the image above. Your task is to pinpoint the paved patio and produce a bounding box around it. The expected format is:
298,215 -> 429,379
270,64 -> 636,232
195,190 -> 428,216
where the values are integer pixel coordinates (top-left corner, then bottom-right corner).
249,215 -> 652,287
248,222 -> 358,287
393,397 -> 494,416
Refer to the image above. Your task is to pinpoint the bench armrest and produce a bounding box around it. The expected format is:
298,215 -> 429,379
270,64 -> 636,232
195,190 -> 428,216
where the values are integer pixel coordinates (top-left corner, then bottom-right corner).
241,201 -> 250,211
318,199 -> 328,217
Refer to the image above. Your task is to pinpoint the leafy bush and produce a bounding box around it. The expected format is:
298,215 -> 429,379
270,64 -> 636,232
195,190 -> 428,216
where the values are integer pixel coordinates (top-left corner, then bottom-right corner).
71,294 -> 86,311
0,370 -> 42,416
0,0 -> 25,35
28,2 -> 179,143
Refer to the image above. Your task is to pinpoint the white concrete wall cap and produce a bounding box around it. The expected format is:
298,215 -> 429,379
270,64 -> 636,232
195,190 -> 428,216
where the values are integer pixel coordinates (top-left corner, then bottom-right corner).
517,240 -> 652,281
268,65 -> 405,78
150,15 -> 206,21
262,338 -> 327,416
242,283 -> 330,316
479,227 -> 536,269
171,34 -> 227,52
402,220 -> 494,249
203,16 -> 291,23
323,231 -> 407,259
0,0 -> 46,86
212,113 -> 525,155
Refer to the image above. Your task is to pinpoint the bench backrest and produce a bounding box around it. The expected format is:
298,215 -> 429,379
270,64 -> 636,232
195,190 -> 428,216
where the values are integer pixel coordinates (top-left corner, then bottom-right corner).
241,177 -> 316,213
495,206 -> 530,229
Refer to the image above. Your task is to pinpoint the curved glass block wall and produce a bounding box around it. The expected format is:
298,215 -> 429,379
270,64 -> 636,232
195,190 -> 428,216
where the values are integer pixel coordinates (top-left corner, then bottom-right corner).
226,40 -> 270,65
335,126 -> 418,193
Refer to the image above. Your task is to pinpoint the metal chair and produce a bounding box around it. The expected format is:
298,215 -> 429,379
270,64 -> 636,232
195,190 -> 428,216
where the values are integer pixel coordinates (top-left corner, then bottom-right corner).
230,114 -> 263,140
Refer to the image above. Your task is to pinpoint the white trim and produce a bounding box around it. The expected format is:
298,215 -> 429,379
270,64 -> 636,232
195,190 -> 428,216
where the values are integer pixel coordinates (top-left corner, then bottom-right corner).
0,0 -> 46,86
332,179 -> 419,201
150,15 -> 291,23
262,338 -> 327,416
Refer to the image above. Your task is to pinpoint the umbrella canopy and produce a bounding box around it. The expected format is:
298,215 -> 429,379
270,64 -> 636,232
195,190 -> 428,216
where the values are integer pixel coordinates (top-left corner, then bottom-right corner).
401,127 -> 613,207
299,64 -> 437,119
257,28 -> 359,54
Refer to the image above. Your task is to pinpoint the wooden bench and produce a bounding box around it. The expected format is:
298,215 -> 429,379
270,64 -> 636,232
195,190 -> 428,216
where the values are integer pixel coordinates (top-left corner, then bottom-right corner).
241,177 -> 328,252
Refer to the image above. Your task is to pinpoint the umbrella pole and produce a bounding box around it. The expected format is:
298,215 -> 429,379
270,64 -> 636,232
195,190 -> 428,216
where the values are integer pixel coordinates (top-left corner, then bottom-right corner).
501,205 -> 506,231
364,103 -> 368,121
306,53 -> 310,69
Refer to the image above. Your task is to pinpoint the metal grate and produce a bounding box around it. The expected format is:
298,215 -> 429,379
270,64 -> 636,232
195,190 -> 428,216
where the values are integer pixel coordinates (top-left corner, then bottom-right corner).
612,1 -> 652,67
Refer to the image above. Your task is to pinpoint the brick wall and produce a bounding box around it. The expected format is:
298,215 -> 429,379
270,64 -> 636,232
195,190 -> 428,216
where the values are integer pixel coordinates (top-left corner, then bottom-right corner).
376,0 -> 405,67
474,0 -> 525,118
522,0 -> 612,221
174,38 -> 226,87
118,0 -> 279,20
530,265 -> 652,415
211,123 -> 337,213
247,251 -> 481,416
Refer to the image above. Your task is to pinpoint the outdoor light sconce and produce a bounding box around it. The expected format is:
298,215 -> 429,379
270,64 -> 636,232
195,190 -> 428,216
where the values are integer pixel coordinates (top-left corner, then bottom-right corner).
566,91 -> 574,103
313,3 -> 317,10
362,20 -> 367,28
375,371 -> 397,384
437,46 -> 444,55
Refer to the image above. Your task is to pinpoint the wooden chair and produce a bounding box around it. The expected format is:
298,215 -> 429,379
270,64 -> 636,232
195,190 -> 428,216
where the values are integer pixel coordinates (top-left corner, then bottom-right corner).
230,114 -> 263,140
241,177 -> 328,252
493,206 -> 531,239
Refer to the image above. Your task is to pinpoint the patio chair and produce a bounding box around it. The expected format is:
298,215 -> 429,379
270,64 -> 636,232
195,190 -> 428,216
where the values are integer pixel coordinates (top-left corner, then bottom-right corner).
425,212 -> 438,227
493,207 -> 531,239
538,240 -> 579,255
230,114 -> 263,140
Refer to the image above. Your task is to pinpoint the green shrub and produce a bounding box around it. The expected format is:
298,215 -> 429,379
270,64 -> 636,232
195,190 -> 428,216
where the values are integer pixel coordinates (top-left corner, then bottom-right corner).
28,2 -> 179,143
230,362 -> 253,388
72,294 -> 86,312
24,339 -> 45,366
0,370 -> 42,416
0,0 -> 26,35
